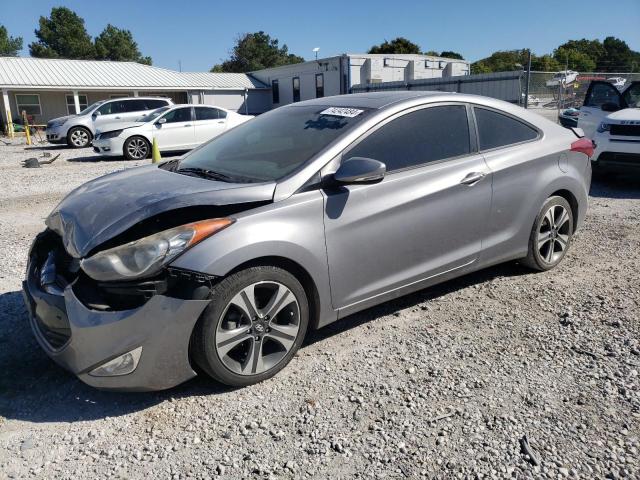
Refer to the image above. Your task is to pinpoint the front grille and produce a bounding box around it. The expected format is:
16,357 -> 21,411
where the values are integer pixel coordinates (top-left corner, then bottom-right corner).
610,124 -> 640,136
599,152 -> 640,165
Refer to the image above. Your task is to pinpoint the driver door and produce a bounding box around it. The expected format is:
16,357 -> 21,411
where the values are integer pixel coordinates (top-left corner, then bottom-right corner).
153,107 -> 195,150
579,81 -> 623,138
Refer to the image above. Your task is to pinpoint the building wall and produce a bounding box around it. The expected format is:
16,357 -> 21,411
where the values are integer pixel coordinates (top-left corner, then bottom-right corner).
193,89 -> 271,115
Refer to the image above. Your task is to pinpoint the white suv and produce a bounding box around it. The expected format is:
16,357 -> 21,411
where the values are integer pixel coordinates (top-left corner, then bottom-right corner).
46,97 -> 173,148
578,81 -> 640,170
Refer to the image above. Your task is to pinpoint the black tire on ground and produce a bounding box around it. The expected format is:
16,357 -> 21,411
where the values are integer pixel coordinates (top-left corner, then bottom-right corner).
66,127 -> 92,148
192,266 -> 309,387
123,136 -> 151,160
521,195 -> 574,271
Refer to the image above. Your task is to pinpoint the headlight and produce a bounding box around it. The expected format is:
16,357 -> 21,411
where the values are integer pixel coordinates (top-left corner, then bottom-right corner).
99,129 -> 124,139
597,122 -> 611,133
81,218 -> 234,281
50,120 -> 66,128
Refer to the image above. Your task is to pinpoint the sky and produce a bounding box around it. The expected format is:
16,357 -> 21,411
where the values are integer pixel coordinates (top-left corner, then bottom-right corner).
1,0 -> 639,71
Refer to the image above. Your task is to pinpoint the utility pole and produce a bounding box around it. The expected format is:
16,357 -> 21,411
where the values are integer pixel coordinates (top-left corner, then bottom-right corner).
524,49 -> 531,109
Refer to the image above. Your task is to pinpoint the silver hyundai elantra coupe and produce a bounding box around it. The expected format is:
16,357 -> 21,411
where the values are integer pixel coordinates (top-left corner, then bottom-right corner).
23,92 -> 593,391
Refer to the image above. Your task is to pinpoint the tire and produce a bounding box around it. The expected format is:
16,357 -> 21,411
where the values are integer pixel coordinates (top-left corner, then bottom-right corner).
192,266 -> 309,387
123,136 -> 151,160
521,195 -> 574,271
66,127 -> 92,148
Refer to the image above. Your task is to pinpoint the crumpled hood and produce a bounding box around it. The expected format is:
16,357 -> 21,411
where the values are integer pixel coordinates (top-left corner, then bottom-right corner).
606,108 -> 640,123
49,114 -> 75,125
46,165 -> 275,258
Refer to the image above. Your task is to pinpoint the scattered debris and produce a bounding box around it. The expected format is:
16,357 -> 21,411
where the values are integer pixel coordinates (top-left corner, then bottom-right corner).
21,154 -> 60,168
520,435 -> 540,466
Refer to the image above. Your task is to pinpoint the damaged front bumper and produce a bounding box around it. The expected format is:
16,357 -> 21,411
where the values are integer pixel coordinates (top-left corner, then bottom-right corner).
22,231 -> 212,392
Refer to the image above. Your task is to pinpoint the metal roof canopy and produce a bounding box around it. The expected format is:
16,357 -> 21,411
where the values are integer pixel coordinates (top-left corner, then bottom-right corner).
0,57 -> 268,90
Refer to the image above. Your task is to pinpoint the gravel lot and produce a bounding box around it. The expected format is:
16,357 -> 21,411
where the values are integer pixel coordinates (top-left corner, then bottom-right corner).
0,137 -> 639,479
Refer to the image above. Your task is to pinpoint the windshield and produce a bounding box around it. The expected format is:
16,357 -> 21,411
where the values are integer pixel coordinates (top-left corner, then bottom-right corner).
137,107 -> 170,123
80,101 -> 105,115
177,105 -> 371,182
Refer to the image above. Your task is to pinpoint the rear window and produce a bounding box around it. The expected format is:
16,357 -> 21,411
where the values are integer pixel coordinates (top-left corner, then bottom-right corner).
474,107 -> 538,151
145,99 -> 170,109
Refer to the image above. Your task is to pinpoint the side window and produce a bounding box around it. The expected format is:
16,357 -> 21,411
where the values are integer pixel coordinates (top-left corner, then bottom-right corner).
474,107 -> 538,151
584,82 -> 622,108
292,77 -> 301,102
109,101 -> 128,114
623,83 -> 640,108
162,107 -> 192,123
195,107 -> 221,120
123,99 -> 148,112
347,105 -> 471,172
145,99 -> 170,109
96,101 -> 113,115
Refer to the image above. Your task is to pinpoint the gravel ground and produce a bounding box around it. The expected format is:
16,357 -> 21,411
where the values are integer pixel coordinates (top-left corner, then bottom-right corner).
0,137 -> 639,479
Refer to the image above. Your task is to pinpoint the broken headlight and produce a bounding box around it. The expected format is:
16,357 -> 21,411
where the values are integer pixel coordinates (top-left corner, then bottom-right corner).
81,218 -> 234,281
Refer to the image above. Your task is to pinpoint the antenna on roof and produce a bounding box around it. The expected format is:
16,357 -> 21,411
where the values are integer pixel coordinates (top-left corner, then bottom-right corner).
178,60 -> 182,72
312,47 -> 320,60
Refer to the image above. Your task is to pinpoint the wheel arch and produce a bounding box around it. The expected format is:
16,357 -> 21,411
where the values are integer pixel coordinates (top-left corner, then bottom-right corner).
549,188 -> 579,232
226,256 -> 322,331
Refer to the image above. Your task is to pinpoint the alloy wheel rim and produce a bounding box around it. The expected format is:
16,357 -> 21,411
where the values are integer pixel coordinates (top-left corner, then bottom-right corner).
127,139 -> 148,159
215,281 -> 300,376
71,130 -> 89,147
537,205 -> 570,264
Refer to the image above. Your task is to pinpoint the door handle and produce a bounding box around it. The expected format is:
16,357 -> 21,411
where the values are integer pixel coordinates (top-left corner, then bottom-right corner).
217,120 -> 224,124
114,116 -> 121,119
460,172 -> 486,185
184,124 -> 192,127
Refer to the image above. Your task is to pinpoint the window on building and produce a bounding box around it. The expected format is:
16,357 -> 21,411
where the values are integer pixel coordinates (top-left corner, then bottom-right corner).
315,74 -> 324,98
346,105 -> 471,172
292,77 -> 301,102
65,94 -> 88,114
474,107 -> 539,151
272,80 -> 280,104
15,94 -> 42,116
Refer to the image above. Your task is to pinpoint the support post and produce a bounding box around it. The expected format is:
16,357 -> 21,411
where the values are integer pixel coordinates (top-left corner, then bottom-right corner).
73,90 -> 81,114
524,50 -> 531,109
2,89 -> 14,138
244,88 -> 249,115
133,91 -> 139,97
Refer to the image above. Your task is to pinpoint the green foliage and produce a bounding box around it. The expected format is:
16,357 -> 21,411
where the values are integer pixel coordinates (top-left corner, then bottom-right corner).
439,51 -> 464,60
211,31 -> 304,73
29,7 -> 95,59
0,25 -> 23,56
473,37 -> 640,73
368,37 -> 421,55
95,25 -> 152,65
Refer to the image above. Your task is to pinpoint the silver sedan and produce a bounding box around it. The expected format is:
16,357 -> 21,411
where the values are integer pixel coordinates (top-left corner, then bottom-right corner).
24,92 -> 592,391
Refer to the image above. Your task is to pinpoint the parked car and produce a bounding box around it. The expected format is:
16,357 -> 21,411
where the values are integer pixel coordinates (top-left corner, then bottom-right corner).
546,70 -> 579,88
577,80 -> 640,170
92,104 -> 252,160
24,92 -> 592,391
559,107 -> 580,128
45,97 -> 174,148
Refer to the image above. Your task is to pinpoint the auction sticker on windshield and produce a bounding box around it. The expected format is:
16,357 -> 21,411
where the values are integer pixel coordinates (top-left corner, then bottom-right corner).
320,107 -> 364,118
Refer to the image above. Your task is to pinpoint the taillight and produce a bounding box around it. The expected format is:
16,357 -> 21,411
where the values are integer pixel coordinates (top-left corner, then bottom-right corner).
570,138 -> 594,158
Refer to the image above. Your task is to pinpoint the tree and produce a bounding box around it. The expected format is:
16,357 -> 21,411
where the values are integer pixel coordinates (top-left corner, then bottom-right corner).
368,37 -> 421,55
95,24 -> 151,65
0,25 -> 23,56
211,31 -> 303,73
530,54 -> 561,71
598,36 -> 635,72
471,49 -> 529,73
29,7 -> 95,59
439,51 -> 464,60
553,47 -> 595,71
556,39 -> 604,68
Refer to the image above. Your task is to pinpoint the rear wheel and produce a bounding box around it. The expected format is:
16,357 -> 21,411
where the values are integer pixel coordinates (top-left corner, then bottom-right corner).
521,196 -> 574,271
123,136 -> 150,160
192,266 -> 309,387
67,127 -> 92,148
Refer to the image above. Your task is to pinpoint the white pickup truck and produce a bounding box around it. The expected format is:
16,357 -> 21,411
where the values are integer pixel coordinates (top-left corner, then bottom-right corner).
578,80 -> 640,171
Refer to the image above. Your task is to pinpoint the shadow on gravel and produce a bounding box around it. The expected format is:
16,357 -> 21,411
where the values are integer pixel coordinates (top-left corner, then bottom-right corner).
67,151 -> 186,163
0,262 -> 530,423
589,170 -> 640,199
23,144 -> 72,151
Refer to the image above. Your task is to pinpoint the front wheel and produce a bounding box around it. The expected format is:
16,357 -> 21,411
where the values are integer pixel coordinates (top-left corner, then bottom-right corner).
123,136 -> 150,160
521,196 -> 574,271
192,266 -> 309,387
67,127 -> 92,148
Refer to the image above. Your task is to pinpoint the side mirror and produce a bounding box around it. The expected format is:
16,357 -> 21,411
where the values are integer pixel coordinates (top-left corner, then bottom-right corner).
601,102 -> 620,112
92,111 -> 101,118
334,157 -> 386,184
156,117 -> 167,125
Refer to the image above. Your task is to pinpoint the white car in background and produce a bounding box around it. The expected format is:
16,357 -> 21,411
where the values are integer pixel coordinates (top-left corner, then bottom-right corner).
546,70 -> 579,88
93,105 -> 253,160
578,80 -> 640,170
46,97 -> 173,148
